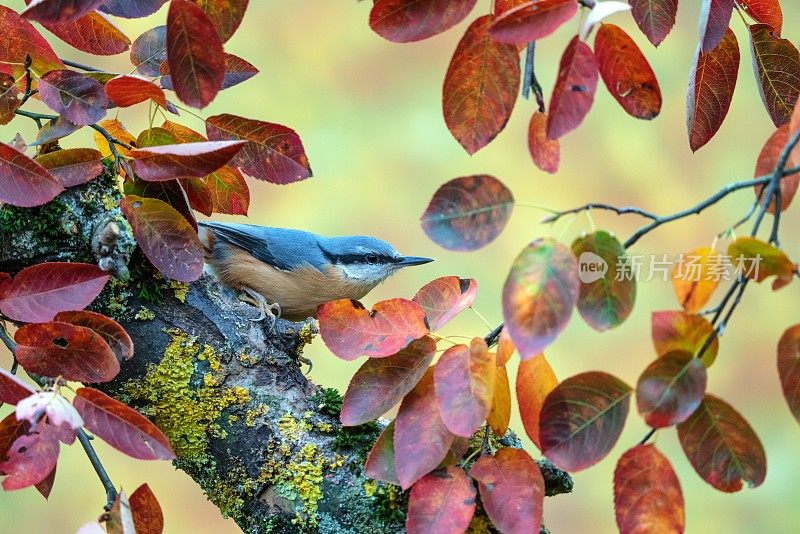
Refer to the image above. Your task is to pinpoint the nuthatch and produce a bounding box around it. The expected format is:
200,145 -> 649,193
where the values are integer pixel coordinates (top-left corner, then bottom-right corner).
198,221 -> 433,322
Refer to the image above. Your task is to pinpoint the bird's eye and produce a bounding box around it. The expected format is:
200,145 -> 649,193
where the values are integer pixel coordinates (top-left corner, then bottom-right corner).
366,254 -> 379,265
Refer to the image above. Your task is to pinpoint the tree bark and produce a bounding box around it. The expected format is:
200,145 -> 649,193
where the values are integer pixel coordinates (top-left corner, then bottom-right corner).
0,167 -> 572,533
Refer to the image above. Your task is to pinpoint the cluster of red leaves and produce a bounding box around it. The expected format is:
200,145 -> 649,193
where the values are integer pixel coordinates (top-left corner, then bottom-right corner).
0,261 -> 172,533
0,1 -> 312,283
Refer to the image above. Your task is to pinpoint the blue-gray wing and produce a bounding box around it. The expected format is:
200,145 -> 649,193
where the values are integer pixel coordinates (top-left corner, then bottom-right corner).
199,222 -> 327,272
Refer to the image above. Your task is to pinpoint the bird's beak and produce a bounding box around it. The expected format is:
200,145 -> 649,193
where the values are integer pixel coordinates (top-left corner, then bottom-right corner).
398,256 -> 434,267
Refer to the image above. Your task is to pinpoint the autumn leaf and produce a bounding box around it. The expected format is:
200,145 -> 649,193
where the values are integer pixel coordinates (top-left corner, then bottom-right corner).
434,338 -> 495,437
129,140 -> 246,181
406,467 -> 476,534
421,175 -> 514,251
443,15 -> 520,155
777,324 -> 800,425
517,354 -> 558,449
0,422 -> 60,491
637,350 -> 707,428
470,448 -> 544,534
129,483 -> 164,534
699,0 -> 735,52
0,367 -> 36,406
728,236 -> 796,290
614,445 -> 685,534
489,0 -> 578,44
629,0 -> 678,47
123,178 -> 197,231
364,421 -> 399,485
495,328 -> 515,366
494,0 -> 529,15
571,231 -> 636,331
687,28 -> 739,151
503,238 -> 579,358
33,116 -> 80,147
35,148 -> 103,188
412,276 -> 477,331
39,10 -> 131,56
0,143 -> 64,207
547,37 -> 599,139
0,262 -> 110,323
749,23 -> 800,127
106,490 -> 136,534
678,394 -> 766,492
369,0 -> 477,43
528,111 -> 560,174
194,0 -> 249,42
672,246 -> 721,313
757,125 -> 799,212
487,363 -> 511,436
74,388 -> 176,460
652,311 -> 719,367
594,24 -> 662,120
54,310 -> 133,362
0,413 -> 29,464
0,74 -> 20,125
105,75 -> 171,110
15,321 -> 120,382
130,26 -> 167,76
120,195 -> 204,282
161,52 -> 258,92
100,0 -> 166,18
318,298 -> 429,361
0,5 -> 64,79
737,0 -> 782,33
394,368 -> 455,489
166,0 -> 225,108
340,336 -> 436,426
22,0 -> 107,24
206,113 -> 312,184
539,371 -> 631,471
37,70 -> 108,125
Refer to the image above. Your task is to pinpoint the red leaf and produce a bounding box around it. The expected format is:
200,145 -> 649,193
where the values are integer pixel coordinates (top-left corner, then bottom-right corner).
614,445 -> 685,534
737,0 -> 782,33
369,0 -> 477,43
100,0 -> 166,18
0,143 -> 64,208
131,26 -> 167,77
341,336 -> 436,426
412,276 -> 477,331
35,148 -> 103,188
503,238 -> 579,358
120,195 -> 204,282
629,0 -> 678,47
206,113 -> 312,184
539,371 -> 631,471
165,53 -> 259,91
0,413 -> 29,463
22,0 -> 106,24
317,298 -> 429,361
0,5 -> 64,80
517,354 -> 558,449
754,125 -> 799,212
487,363 -> 511,436
166,0 -> 224,109
38,70 -> 108,125
0,367 -> 36,406
130,483 -> 164,534
0,73 -> 21,126
364,421 -> 399,485
15,321 -> 120,382
699,0 -> 735,52
54,310 -> 133,362
677,394 -> 766,492
74,387 -> 176,460
129,140 -> 246,181
106,75 -> 170,109
179,177 -> 213,216
420,175 -> 514,251
494,0 -> 529,15
777,324 -> 800,425
469,448 -> 544,534
528,111 -> 560,174
652,311 -> 719,367
394,368 -> 455,489
0,423 -> 60,490
193,0 -> 248,42
443,15 -> 520,154
749,23 -> 800,127
489,0 -> 578,44
40,10 -> 131,55
636,350 -> 707,428
0,262 -> 110,323
406,467 -> 476,534
123,178 -> 197,232
34,464 -> 56,499
687,28 -> 739,151
594,24 -> 661,120
547,37 -> 599,139
33,116 -> 80,146
434,339 -> 495,437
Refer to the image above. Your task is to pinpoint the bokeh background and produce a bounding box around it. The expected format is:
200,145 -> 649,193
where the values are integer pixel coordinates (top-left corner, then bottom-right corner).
1,1 -> 800,532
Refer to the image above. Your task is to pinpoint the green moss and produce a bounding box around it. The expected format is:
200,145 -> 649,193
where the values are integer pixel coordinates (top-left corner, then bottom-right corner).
311,387 -> 343,417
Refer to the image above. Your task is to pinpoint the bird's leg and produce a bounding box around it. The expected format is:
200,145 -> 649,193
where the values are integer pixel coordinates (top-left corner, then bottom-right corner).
238,287 -> 281,327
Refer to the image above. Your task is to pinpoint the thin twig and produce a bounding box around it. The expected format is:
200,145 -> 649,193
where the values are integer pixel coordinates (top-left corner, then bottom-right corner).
484,323 -> 503,348
638,428 -> 656,445
18,54 -> 37,107
76,429 -> 118,510
543,203 -> 659,224
62,59 -> 103,73
522,42 -> 545,111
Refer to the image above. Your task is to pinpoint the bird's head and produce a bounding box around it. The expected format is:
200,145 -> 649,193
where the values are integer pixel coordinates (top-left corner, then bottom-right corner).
322,236 -> 433,287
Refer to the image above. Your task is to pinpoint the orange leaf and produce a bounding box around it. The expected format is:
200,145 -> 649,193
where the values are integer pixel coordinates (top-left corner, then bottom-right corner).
412,276 -> 477,331
35,147 -> 103,188
495,327 -> 515,366
671,246 -> 722,313
494,0 -> 529,16
614,445 -> 685,534
738,0 -> 782,33
130,483 -> 164,534
749,23 -> 800,127
406,467 -> 476,534
728,236 -> 796,290
40,10 -> 130,56
636,350 -> 707,428
516,354 -> 557,449
777,324 -> 800,425
369,0 -> 477,43
756,125 -> 799,212
93,119 -> 136,157
106,75 -> 170,109
528,111 -> 559,174
651,311 -> 719,367
486,363 -> 511,436
0,5 -> 64,80
547,37 -> 598,140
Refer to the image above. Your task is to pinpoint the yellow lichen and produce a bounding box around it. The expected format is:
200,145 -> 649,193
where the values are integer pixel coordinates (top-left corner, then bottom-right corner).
101,194 -> 117,210
238,352 -> 260,366
134,307 -> 155,320
466,515 -> 493,533
316,422 -> 333,433
169,280 -> 190,303
363,480 -> 377,498
245,404 -> 269,427
285,443 -> 324,527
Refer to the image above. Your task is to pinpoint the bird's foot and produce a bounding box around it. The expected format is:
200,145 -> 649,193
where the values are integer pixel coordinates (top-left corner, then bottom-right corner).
297,354 -> 313,375
238,287 -> 281,330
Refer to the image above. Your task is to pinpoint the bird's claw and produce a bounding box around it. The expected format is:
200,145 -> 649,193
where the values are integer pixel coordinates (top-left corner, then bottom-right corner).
238,287 -> 281,331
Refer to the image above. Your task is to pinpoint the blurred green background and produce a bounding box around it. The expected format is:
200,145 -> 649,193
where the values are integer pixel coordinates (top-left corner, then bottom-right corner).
2,1 -> 800,532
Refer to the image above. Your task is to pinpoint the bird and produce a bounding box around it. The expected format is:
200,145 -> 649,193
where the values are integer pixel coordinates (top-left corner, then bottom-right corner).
198,221 -> 434,323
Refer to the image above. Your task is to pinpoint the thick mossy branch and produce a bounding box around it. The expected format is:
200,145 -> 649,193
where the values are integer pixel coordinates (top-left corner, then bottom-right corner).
0,168 -> 572,533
